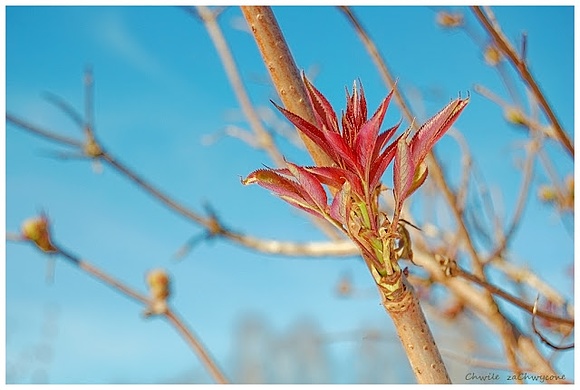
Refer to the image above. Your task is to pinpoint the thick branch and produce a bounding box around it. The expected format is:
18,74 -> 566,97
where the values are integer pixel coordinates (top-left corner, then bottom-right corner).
241,6 -> 333,167
380,278 -> 451,383
193,6 -> 286,168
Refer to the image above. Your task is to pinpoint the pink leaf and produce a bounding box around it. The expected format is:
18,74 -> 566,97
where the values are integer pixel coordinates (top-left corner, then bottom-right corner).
373,121 -> 401,159
285,161 -> 328,212
306,166 -> 365,197
272,100 -> 338,164
342,81 -> 367,147
393,132 -> 415,207
330,181 -> 352,225
303,74 -> 340,133
323,130 -> 363,175
243,169 -> 310,203
243,169 -> 325,218
368,132 -> 402,190
354,90 -> 394,179
410,97 -> 469,165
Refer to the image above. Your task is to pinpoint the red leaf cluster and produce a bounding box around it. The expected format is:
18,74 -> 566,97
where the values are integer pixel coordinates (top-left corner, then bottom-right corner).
243,74 -> 468,240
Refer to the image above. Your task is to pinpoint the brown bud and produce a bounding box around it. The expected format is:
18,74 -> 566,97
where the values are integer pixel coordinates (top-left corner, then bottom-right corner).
336,276 -> 352,297
504,107 -> 527,126
83,136 -> 102,158
538,185 -> 557,203
436,11 -> 463,28
21,215 -> 57,253
146,269 -> 171,301
484,45 -> 502,66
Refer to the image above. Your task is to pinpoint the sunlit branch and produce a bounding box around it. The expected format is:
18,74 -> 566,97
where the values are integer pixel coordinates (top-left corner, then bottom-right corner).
9,108 -> 353,257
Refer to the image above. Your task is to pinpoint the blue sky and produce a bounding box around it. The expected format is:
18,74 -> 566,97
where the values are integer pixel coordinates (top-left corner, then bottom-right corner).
5,5 -> 574,384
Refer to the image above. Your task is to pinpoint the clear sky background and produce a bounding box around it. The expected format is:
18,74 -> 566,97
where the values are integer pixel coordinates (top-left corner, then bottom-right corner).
5,5 -> 574,384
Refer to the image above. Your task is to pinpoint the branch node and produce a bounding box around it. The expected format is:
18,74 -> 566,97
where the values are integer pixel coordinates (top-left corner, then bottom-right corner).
436,254 -> 458,277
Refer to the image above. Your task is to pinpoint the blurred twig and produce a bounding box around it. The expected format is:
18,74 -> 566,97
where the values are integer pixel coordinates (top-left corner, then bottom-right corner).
339,5 -> 486,279
439,257 -> 574,327
240,6 -> 334,168
485,137 -> 539,263
10,103 -> 362,259
188,6 -> 286,168
411,242 -> 566,382
532,296 -> 574,351
7,230 -> 229,384
193,6 -> 342,241
6,113 -> 81,147
471,6 -> 573,157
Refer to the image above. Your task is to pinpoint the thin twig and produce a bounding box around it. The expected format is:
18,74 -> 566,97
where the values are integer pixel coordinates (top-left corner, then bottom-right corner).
164,309 -> 229,383
338,6 -> 413,125
190,6 -> 286,168
339,6 -> 486,279
42,92 -> 84,128
6,113 -> 82,147
531,296 -> 574,351
474,83 -> 557,139
101,153 -> 210,226
411,242 -> 564,380
194,5 -> 342,241
485,137 -> 539,262
240,6 -> 334,168
8,111 -> 356,258
471,6 -> 573,157
57,245 -> 150,304
222,231 -> 359,257
537,146 -> 570,211
8,113 -> 357,258
447,129 -> 472,214
452,266 -> 574,326
8,233 -> 229,383
491,260 -> 569,311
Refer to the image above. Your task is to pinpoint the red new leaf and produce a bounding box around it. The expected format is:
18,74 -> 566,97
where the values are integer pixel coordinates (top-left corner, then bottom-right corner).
285,161 -> 328,212
410,97 -> 469,166
303,75 -> 340,133
354,90 -> 394,178
246,75 -> 468,242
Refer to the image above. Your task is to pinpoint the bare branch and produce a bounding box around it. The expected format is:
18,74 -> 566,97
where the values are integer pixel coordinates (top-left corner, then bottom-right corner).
532,296 -> 574,351
193,6 -> 286,168
485,138 -> 539,262
8,229 -> 229,383
7,113 -> 82,147
471,6 -> 573,157
164,309 -> 229,383
42,91 -> 84,128
240,6 -> 334,167
441,258 -> 574,327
